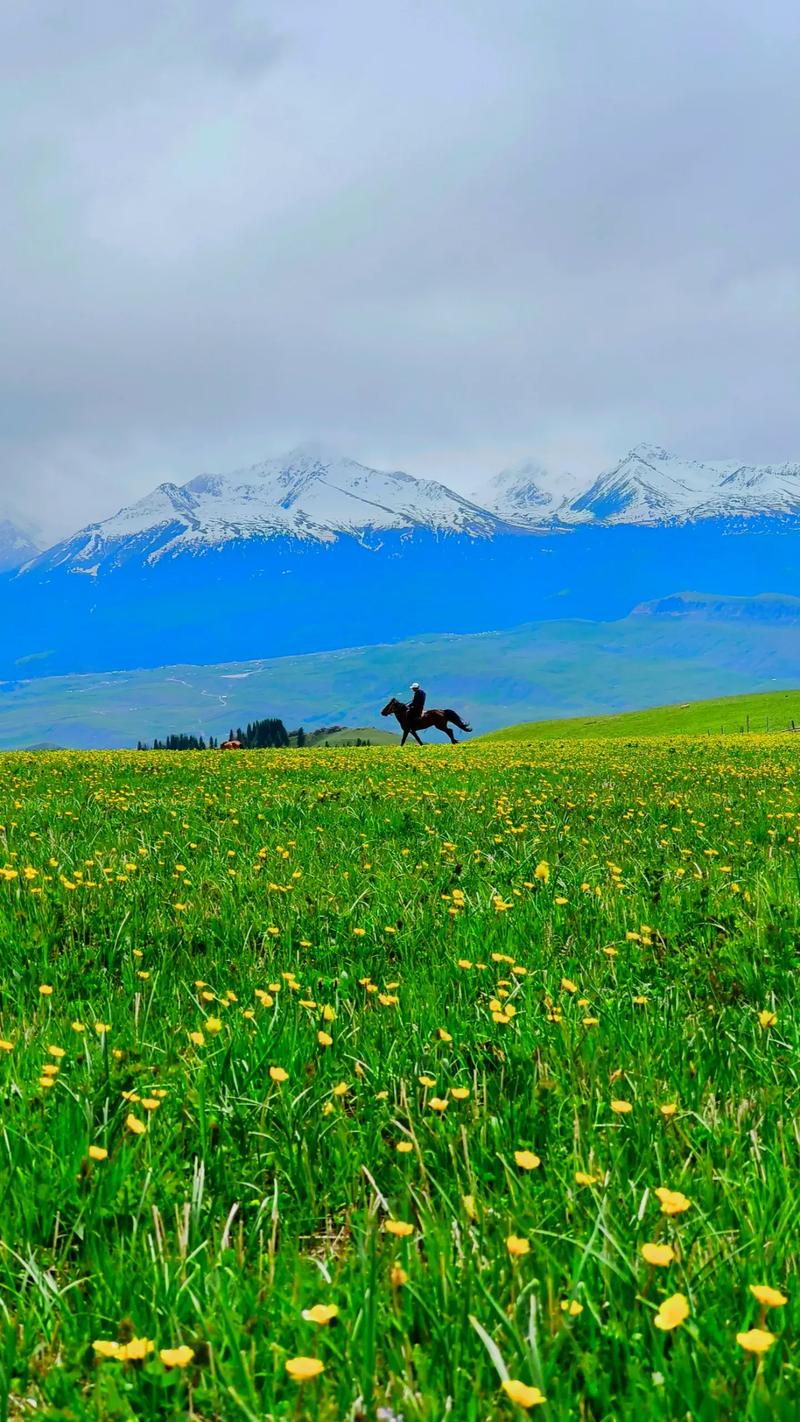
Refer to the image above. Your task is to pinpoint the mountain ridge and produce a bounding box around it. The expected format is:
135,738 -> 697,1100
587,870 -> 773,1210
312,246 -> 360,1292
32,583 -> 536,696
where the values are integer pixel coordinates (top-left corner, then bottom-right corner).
18,440 -> 800,580
27,444 -> 506,576
475,441 -> 800,528
0,517 -> 40,572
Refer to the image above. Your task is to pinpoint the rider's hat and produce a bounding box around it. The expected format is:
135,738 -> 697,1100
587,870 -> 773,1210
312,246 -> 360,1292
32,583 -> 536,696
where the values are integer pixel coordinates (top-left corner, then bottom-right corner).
410,682 -> 419,690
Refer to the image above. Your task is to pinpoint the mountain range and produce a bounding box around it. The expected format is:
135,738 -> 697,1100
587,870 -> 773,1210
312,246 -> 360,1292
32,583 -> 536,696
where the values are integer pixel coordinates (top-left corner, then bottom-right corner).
2,440 -> 800,682
476,444 -> 800,527
15,441 -> 800,580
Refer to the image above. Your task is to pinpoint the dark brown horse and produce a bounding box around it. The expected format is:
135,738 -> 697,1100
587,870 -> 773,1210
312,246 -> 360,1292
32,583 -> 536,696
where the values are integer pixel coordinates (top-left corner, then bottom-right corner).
381,698 -> 472,745
220,739 -> 243,750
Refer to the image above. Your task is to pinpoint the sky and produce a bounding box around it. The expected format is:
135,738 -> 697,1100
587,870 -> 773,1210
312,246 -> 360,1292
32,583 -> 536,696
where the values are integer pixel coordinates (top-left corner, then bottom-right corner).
2,0 -> 800,544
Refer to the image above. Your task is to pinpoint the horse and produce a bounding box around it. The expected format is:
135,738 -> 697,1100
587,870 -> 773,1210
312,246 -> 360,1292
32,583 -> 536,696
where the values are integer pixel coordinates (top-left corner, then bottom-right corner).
381,698 -> 472,746
220,739 -> 243,750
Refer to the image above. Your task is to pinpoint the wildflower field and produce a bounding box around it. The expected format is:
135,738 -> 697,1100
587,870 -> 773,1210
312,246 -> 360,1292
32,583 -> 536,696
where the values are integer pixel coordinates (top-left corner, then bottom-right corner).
0,739 -> 797,1420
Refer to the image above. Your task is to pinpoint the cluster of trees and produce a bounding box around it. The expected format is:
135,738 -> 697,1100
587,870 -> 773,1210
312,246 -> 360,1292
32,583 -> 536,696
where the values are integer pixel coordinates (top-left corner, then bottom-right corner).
230,719 -> 290,748
137,719 -> 379,751
137,718 -> 290,750
137,733 -> 218,751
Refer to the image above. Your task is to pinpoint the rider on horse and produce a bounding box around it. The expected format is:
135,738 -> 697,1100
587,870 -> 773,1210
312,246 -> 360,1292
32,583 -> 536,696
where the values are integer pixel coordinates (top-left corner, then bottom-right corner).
408,683 -> 426,731
381,689 -> 471,744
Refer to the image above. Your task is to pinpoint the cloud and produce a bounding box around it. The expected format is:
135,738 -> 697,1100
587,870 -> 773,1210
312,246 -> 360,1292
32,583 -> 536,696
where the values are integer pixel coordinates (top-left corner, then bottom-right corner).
2,0 -> 800,541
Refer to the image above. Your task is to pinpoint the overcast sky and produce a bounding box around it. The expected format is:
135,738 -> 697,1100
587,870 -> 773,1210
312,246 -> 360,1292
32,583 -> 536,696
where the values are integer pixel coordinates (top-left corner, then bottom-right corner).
3,0 -> 800,542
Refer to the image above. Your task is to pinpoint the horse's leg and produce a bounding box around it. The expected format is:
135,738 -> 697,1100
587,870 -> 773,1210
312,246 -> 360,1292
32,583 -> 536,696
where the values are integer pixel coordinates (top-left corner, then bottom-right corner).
434,714 -> 456,743
412,730 -> 424,744
400,728 -> 409,745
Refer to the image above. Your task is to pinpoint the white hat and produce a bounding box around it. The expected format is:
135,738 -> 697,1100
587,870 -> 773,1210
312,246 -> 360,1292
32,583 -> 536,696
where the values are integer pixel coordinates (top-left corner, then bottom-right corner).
410,682 -> 419,689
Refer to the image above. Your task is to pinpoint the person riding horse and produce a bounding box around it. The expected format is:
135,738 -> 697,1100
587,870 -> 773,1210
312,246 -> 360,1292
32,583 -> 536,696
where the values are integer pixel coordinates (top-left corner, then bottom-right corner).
381,689 -> 471,745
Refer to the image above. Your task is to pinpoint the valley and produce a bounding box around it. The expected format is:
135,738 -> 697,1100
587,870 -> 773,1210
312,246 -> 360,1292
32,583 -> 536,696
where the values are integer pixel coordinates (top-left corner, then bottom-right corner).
2,594 -> 799,749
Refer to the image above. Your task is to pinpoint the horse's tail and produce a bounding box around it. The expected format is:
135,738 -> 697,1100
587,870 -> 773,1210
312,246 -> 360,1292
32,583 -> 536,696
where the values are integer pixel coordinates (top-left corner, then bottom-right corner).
445,710 -> 472,733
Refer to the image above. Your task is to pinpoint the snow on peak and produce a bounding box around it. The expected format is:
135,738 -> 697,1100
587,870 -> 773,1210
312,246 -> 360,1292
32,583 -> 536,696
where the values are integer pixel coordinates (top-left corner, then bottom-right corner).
34,446 -> 504,571
572,445 -> 800,524
472,458 -> 584,524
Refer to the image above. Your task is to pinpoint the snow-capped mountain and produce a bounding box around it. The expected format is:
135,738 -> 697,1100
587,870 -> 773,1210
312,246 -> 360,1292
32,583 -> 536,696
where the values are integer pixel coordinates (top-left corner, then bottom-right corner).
568,445 -> 719,523
695,457 -> 800,520
470,458 -> 584,525
31,443 -> 503,575
0,517 -> 39,572
569,444 -> 800,524
482,443 -> 800,527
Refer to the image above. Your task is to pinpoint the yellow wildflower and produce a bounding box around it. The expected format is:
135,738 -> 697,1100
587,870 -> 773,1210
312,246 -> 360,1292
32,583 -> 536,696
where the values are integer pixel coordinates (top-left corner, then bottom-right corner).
116,1337 -> 154,1361
514,1150 -> 541,1170
749,1284 -> 787,1308
736,1328 -> 775,1353
506,1234 -> 530,1257
654,1293 -> 689,1331
641,1242 -> 675,1266
656,1291 -> 687,1330
301,1304 -> 339,1324
159,1346 -> 195,1368
655,1186 -> 691,1215
285,1355 -> 324,1381
501,1379 -> 546,1408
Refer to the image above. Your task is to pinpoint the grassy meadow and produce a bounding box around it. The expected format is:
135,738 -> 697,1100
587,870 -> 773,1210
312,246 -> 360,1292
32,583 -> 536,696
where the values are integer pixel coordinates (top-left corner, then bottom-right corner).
0,737 -> 797,1419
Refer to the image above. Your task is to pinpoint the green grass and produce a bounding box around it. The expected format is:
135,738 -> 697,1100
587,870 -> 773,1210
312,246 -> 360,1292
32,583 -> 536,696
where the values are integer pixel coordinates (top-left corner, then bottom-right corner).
0,739 -> 797,1419
483,688 -> 800,741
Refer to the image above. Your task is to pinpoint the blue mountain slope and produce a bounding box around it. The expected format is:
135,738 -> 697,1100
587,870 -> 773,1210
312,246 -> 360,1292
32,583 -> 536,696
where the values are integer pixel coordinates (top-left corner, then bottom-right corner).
3,521 -> 800,680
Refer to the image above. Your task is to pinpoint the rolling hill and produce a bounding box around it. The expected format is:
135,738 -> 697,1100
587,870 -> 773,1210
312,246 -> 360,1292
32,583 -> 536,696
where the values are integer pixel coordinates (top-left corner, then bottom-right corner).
482,689 -> 800,741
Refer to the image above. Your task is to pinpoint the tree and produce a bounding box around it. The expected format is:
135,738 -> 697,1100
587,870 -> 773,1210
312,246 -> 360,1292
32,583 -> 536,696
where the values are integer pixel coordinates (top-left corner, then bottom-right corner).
296,727 -> 306,747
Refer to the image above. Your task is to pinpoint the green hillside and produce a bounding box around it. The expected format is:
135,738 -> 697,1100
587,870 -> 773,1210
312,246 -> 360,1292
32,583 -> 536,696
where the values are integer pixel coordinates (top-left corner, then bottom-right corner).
300,726 -> 400,747
483,688 -> 800,741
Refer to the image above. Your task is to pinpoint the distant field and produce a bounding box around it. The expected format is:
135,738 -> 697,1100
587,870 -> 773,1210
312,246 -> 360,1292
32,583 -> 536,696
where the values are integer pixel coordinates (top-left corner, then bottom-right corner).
483,688 -> 800,741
